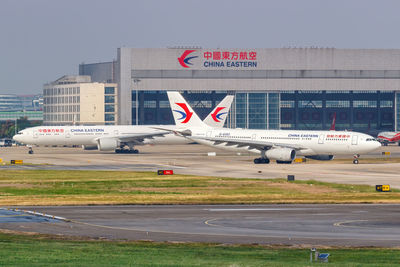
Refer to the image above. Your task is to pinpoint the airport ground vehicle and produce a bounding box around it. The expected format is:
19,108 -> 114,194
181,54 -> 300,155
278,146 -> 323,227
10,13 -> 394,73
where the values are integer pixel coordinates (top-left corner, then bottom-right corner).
0,138 -> 12,147
162,92 -> 381,164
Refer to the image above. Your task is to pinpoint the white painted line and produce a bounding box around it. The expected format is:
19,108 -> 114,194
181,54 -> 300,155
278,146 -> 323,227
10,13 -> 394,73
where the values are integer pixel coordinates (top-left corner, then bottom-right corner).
205,208 -> 313,212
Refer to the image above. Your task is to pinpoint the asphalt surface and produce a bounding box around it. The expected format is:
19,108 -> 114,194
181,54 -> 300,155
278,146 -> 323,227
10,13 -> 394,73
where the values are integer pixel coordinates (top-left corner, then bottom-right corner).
2,204 -> 400,247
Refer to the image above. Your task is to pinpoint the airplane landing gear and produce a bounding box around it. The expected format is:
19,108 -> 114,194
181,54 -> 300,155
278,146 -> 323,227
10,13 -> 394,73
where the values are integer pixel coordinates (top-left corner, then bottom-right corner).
353,154 -> 360,164
28,146 -> 33,154
115,148 -> 139,154
254,158 -> 270,164
276,160 -> 292,164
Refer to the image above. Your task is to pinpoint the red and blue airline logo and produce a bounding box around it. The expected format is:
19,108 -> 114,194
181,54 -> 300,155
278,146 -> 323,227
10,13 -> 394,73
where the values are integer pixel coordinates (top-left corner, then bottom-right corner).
178,50 -> 198,68
173,103 -> 193,123
211,107 -> 227,122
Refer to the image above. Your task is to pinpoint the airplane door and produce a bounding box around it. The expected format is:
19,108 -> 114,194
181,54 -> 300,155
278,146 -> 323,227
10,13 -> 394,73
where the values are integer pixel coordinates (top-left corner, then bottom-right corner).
65,130 -> 71,138
207,131 -> 212,137
252,134 -> 256,140
352,135 -> 358,145
33,130 -> 38,139
318,134 -> 324,144
114,130 -> 119,136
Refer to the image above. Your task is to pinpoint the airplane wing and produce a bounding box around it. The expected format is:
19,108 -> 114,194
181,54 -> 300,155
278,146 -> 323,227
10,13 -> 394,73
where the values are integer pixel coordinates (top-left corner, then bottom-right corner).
107,131 -> 170,144
191,136 -> 307,151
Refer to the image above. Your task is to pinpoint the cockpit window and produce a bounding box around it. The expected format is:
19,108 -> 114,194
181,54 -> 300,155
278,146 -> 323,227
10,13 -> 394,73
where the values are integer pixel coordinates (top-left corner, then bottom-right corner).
17,131 -> 23,135
366,138 -> 376,141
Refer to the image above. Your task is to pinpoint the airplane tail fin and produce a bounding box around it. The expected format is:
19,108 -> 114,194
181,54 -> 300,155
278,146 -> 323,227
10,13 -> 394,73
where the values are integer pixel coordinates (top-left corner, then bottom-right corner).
203,95 -> 234,128
167,91 -> 207,128
329,112 -> 336,131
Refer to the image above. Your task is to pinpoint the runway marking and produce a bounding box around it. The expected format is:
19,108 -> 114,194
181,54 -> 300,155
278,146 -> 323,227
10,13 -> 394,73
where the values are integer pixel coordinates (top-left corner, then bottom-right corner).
205,208 -> 312,212
0,215 -> 29,218
204,218 -> 221,227
334,220 -> 370,228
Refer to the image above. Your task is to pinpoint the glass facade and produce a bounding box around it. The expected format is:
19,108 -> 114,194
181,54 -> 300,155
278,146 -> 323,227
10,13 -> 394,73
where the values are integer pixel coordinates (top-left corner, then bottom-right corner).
281,90 -> 395,132
131,90 -> 396,133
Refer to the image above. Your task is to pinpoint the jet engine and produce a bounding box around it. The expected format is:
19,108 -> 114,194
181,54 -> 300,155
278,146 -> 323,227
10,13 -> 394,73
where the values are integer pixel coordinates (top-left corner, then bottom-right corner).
265,148 -> 296,161
82,145 -> 98,150
97,138 -> 119,151
305,155 -> 334,161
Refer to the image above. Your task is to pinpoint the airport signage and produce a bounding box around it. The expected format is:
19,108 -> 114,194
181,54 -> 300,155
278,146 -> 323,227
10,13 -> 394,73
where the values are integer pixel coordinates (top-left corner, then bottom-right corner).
178,49 -> 258,69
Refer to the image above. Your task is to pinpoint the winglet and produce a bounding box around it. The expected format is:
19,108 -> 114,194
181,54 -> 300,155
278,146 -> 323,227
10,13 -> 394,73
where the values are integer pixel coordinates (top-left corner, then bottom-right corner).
203,95 -> 234,128
329,112 -> 336,131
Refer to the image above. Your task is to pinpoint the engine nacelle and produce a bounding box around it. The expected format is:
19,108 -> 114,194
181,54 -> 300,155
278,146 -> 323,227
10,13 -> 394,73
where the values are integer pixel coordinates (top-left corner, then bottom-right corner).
97,138 -> 119,151
265,148 -> 296,161
305,155 -> 334,161
82,145 -> 98,150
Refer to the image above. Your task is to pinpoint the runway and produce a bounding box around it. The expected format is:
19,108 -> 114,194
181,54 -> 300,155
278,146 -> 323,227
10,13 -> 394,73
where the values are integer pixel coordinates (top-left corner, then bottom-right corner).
2,204 -> 400,247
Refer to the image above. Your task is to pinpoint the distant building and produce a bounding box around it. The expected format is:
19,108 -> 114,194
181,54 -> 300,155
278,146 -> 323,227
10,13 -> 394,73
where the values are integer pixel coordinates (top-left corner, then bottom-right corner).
79,61 -> 116,83
43,75 -> 118,125
0,94 -> 43,121
0,94 -> 22,111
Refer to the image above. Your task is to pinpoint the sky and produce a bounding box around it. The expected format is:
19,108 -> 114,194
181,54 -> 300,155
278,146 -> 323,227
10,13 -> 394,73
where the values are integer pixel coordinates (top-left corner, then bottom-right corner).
1,0 -> 400,94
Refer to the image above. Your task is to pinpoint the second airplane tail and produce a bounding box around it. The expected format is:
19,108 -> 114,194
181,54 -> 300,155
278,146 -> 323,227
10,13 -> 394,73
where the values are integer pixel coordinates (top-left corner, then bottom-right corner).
203,95 -> 234,128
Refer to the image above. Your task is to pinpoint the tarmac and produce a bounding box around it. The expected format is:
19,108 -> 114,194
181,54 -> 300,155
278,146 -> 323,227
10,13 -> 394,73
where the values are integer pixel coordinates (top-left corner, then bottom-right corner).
2,204 -> 400,247
1,144 -> 400,247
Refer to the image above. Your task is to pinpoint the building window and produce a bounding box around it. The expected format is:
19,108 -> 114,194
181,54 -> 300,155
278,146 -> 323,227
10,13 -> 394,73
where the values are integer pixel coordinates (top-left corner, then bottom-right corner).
105,114 -> 115,121
353,100 -> 377,108
105,96 -> 115,103
159,101 -> 170,108
280,101 -> 295,108
326,100 -> 350,108
105,104 -> 115,112
299,100 -> 322,108
105,87 -> 115,94
144,100 -> 156,108
380,100 -> 393,108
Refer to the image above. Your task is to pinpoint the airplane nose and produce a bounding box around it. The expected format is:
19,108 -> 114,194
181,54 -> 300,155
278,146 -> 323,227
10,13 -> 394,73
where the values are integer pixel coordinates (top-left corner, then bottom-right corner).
373,141 -> 381,150
12,135 -> 20,142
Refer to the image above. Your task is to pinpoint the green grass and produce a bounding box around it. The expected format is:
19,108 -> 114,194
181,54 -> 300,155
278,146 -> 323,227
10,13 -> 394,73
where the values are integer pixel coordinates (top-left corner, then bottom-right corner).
0,232 -> 399,266
0,170 -> 400,205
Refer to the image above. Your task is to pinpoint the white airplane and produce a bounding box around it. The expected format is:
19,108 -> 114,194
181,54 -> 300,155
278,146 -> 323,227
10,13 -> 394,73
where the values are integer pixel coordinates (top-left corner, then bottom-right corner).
377,131 -> 400,146
13,95 -> 234,154
163,92 -> 381,164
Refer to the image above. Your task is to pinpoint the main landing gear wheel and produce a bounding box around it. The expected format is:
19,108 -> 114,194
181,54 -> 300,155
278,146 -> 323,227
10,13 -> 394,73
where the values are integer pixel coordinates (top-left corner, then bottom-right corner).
276,160 -> 292,164
28,147 -> 33,154
254,158 -> 270,164
115,149 -> 139,154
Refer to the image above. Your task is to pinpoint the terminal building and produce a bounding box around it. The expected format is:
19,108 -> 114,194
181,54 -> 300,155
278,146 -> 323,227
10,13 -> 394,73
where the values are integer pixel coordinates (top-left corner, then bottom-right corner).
78,47 -> 400,133
43,75 -> 117,125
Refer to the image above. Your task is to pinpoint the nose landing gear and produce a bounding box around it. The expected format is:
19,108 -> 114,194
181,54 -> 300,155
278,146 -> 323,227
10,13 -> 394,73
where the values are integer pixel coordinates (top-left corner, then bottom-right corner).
353,154 -> 360,164
28,146 -> 34,154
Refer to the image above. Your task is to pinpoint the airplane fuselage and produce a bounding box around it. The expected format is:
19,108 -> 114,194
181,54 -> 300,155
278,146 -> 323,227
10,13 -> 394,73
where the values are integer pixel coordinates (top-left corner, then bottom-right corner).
188,128 -> 381,156
13,125 -> 188,146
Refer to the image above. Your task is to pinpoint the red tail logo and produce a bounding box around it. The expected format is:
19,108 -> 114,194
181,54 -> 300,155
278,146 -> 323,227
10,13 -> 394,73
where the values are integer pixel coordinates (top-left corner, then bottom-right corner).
173,103 -> 193,123
211,107 -> 227,122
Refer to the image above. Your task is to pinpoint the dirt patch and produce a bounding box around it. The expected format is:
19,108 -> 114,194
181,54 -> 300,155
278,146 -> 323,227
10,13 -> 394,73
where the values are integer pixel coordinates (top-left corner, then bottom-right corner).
0,183 -> 34,188
267,182 -> 339,194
